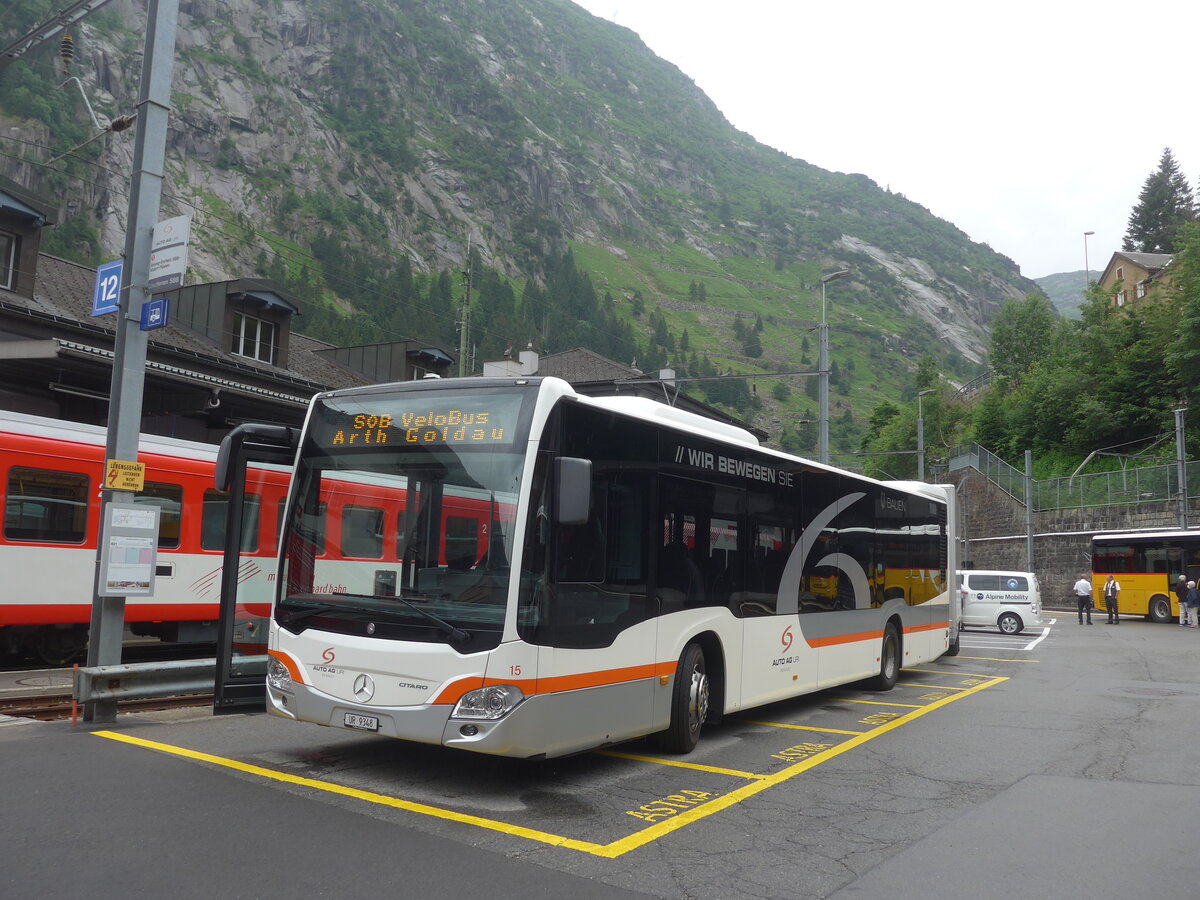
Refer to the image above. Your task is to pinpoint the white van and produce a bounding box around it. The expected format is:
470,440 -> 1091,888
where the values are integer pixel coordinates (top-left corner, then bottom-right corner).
958,570 -> 1043,635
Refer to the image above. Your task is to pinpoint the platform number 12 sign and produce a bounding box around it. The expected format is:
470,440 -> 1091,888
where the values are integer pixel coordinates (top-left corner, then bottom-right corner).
92,259 -> 123,317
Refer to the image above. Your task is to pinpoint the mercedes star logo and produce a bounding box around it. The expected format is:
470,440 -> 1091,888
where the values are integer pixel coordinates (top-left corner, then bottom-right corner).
353,673 -> 375,702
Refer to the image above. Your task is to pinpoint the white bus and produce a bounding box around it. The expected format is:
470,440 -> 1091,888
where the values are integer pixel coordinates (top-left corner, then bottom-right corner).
245,376 -> 959,759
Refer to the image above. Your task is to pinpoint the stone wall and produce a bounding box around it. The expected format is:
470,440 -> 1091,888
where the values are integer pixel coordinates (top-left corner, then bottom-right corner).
947,469 -> 1200,604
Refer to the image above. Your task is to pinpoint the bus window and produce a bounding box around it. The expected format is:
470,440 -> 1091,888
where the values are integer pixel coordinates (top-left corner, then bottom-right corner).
135,482 -> 182,549
4,467 -> 89,543
202,489 -> 261,552
341,506 -> 384,559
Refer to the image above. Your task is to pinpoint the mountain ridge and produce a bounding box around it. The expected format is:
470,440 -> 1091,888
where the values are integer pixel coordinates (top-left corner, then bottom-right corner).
0,0 -> 1043,449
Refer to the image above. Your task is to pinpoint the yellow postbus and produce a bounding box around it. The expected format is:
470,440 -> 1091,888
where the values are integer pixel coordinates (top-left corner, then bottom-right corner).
1090,530 -> 1200,623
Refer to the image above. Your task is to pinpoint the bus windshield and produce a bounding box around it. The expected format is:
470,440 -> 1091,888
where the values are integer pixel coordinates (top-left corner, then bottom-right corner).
276,386 -> 531,649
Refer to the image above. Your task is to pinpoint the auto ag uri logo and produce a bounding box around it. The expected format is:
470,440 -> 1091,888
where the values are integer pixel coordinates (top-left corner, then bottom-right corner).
781,625 -> 794,652
322,647 -> 336,664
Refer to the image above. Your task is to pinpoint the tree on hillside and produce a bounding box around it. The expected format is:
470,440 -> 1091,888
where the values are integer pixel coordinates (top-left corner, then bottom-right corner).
988,294 -> 1061,381
1123,148 -> 1197,254
1165,223 -> 1200,428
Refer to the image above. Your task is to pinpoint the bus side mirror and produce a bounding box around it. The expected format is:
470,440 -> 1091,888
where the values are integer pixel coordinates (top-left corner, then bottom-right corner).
555,457 -> 592,525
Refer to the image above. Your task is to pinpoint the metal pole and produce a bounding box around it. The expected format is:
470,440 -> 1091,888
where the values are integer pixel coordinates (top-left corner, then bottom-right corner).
1176,407 -> 1188,529
1083,231 -> 1094,292
85,0 -> 179,723
818,270 -> 849,465
916,389 -> 934,481
1025,449 -> 1034,573
818,285 -> 828,464
917,405 -> 925,481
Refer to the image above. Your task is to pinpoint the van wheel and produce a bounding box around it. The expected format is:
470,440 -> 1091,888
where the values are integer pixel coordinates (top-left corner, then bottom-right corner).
870,623 -> 900,691
998,612 -> 1023,635
655,642 -> 709,754
1148,594 -> 1172,624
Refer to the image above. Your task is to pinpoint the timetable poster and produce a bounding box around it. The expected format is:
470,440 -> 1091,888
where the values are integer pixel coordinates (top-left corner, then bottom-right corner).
103,536 -> 155,594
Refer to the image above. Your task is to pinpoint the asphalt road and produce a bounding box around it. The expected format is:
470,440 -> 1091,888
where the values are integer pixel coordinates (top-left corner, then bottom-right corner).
4,613 -> 1199,899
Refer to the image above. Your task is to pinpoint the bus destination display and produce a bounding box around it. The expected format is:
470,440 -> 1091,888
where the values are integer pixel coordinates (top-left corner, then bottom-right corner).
316,393 -> 524,449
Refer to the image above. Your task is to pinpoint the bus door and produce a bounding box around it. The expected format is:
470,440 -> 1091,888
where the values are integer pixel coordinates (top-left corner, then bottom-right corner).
528,459 -> 657,752
654,477 -> 722,679
213,424 -> 297,712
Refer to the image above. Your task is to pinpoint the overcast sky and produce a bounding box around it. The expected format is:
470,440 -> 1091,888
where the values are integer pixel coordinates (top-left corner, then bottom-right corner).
570,0 -> 1200,280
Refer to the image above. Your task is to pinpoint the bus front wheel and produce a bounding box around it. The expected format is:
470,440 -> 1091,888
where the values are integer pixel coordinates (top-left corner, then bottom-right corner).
1148,594 -> 1172,624
655,642 -> 709,754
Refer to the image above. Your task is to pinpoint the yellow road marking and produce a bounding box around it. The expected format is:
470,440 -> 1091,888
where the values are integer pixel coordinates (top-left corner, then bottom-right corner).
92,730 -> 604,854
896,681 -> 967,691
906,667 -> 995,677
93,674 -> 1008,859
833,698 -> 923,708
743,720 -> 863,736
958,656 -> 1039,663
595,750 -> 765,779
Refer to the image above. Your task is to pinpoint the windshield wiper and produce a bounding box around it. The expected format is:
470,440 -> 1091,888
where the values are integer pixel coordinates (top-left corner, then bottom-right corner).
327,591 -> 471,643
277,603 -> 352,627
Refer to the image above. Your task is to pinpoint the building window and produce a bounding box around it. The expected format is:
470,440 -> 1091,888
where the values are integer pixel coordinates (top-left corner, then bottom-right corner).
0,230 -> 15,291
1116,266 -> 1123,280
231,312 -> 277,364
1136,282 -> 1146,299
1115,291 -> 1126,307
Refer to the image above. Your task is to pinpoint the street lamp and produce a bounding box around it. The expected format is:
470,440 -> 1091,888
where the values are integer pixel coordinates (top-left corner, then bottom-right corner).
1083,231 -> 1095,292
819,269 -> 851,465
916,389 -> 935,481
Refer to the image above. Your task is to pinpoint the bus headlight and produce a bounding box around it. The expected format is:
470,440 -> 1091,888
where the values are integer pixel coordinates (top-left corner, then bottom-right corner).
267,657 -> 293,692
452,685 -> 524,720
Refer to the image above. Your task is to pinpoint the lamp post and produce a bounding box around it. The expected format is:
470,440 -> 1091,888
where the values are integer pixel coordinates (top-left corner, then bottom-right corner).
916,389 -> 935,481
1083,231 -> 1095,292
819,269 -> 850,465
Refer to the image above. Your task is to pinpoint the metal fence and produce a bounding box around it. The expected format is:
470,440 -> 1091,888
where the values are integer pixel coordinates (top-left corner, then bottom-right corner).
949,444 -> 1197,512
949,445 -> 1027,504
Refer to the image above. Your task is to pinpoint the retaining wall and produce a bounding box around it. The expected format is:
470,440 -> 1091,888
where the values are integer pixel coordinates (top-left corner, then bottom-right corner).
947,469 -> 1199,604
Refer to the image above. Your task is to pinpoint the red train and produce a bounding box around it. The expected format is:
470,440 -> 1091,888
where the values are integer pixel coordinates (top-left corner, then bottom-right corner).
0,410 -> 497,664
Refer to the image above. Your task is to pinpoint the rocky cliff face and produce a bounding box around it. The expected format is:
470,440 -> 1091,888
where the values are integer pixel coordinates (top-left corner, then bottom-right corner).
3,0 -> 1038,406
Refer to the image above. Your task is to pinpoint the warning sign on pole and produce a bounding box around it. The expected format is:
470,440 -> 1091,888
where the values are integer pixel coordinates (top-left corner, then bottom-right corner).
104,459 -> 146,492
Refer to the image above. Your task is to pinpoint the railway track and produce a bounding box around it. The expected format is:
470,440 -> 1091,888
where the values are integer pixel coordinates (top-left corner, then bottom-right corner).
0,692 -> 214,722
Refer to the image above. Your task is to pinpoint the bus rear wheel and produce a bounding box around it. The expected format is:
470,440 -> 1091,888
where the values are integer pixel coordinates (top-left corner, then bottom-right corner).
943,627 -> 961,657
870,623 -> 900,691
655,642 -> 709,754
1148,594 -> 1172,624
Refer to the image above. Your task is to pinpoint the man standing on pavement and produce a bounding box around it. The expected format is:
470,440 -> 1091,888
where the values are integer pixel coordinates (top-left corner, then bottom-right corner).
1173,575 -> 1189,626
1074,573 -> 1094,625
1103,574 -> 1120,625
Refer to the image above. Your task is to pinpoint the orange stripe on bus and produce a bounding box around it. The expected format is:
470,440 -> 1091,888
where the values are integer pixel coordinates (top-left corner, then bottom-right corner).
804,629 -> 884,648
804,619 -> 950,649
905,620 -> 949,634
432,661 -> 676,705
